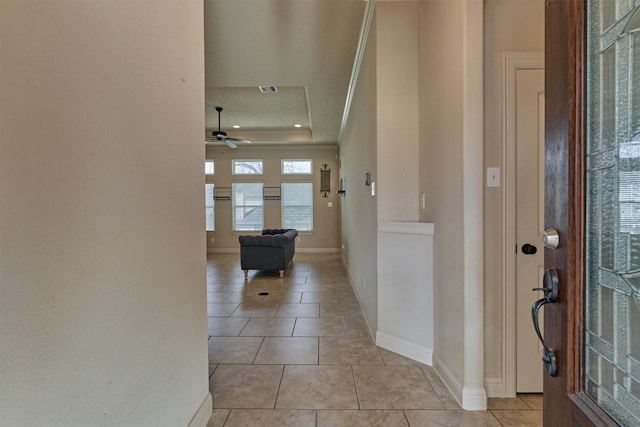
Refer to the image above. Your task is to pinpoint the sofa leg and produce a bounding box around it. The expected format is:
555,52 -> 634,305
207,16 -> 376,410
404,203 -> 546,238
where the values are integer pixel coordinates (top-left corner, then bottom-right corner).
243,270 -> 248,280
279,270 -> 285,278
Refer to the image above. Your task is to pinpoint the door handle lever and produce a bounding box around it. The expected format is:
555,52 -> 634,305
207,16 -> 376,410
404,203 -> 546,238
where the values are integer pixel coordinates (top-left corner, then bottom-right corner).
530,268 -> 560,377
531,297 -> 557,377
532,269 -> 559,302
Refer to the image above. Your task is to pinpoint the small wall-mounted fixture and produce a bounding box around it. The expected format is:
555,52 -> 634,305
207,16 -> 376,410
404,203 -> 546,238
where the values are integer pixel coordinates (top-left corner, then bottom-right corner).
365,172 -> 371,186
263,187 -> 281,200
213,187 -> 231,200
337,178 -> 346,196
320,164 -> 331,197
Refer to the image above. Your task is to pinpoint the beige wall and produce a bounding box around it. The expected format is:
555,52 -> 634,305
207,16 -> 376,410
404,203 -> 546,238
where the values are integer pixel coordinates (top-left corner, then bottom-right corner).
342,0 -> 543,402
0,1 -> 209,425
418,0 -> 467,390
339,4 -> 379,333
344,1 -> 485,404
340,0 -> 420,340
376,1 -> 420,221
205,145 -> 341,251
483,0 -> 544,390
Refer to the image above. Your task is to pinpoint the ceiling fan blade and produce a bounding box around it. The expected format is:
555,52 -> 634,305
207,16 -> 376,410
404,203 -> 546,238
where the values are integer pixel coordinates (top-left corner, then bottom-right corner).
209,108 -> 247,147
222,138 -> 237,149
224,137 -> 252,144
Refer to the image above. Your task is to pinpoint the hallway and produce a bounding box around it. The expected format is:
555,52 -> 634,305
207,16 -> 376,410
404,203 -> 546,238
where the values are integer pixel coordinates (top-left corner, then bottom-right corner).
206,253 -> 542,426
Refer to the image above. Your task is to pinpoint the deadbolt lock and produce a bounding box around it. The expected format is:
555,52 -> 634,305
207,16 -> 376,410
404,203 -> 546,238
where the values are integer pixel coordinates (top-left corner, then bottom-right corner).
542,228 -> 560,249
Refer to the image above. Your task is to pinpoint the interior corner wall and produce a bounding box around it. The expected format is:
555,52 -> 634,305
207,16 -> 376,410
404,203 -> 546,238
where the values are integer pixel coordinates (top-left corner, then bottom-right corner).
483,0 -> 544,395
418,0 -> 466,396
339,5 -> 379,335
0,2 -> 209,426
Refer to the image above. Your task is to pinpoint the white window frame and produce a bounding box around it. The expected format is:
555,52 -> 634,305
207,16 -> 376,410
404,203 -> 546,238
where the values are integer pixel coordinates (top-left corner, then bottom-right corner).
232,159 -> 263,175
205,183 -> 215,231
281,182 -> 313,231
231,182 -> 264,231
205,160 -> 215,175
281,159 -> 313,175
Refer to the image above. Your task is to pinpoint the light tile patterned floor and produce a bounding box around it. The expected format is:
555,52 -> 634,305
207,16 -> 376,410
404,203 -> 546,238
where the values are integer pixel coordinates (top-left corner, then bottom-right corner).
207,253 -> 542,426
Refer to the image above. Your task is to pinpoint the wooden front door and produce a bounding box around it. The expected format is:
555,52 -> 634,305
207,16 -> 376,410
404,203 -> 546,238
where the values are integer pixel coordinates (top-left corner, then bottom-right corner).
543,1 -> 640,425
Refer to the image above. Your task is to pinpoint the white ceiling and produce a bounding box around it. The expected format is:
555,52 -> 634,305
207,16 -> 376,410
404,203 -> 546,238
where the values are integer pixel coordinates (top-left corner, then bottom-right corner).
204,0 -> 366,145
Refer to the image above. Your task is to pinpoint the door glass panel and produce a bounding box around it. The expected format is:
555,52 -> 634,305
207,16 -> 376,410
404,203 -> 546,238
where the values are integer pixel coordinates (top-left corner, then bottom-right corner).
585,2 -> 640,425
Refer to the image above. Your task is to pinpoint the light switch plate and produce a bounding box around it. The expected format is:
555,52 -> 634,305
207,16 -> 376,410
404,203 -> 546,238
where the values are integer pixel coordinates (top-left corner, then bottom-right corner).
487,167 -> 500,187
371,181 -> 376,196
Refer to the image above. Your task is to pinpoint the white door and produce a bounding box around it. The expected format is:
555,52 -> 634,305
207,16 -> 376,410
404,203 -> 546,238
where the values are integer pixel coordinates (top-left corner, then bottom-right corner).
515,68 -> 545,393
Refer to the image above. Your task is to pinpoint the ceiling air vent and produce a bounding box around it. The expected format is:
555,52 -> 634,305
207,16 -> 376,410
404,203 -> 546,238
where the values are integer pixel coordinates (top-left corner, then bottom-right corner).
259,85 -> 278,93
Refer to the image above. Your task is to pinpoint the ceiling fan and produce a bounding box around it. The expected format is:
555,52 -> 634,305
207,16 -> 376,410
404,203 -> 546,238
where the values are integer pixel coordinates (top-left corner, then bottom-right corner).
206,106 -> 252,148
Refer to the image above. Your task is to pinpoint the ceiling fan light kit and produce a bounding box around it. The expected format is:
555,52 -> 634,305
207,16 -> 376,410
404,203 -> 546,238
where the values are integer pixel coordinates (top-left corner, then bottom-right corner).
206,106 -> 252,149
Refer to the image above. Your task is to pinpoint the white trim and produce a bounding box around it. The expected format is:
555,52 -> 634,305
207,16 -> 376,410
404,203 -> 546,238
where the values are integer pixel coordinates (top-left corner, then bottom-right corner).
231,159 -> 264,175
484,377 -> 504,398
433,353 -> 463,405
281,159 -> 313,175
187,393 -> 212,427
207,248 -> 239,254
376,331 -> 432,365
501,51 -> 544,398
462,386 -> 488,411
434,354 -> 487,410
377,221 -> 434,235
338,0 -> 376,141
341,253 -> 376,339
462,0 -> 486,409
296,248 -> 341,254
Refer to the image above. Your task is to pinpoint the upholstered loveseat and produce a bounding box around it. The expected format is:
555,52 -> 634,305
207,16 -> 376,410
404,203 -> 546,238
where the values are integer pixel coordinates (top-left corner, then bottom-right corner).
238,229 -> 298,279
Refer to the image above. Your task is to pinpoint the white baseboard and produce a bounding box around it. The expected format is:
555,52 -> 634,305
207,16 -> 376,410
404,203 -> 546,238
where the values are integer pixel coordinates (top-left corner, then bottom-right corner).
340,255 -> 376,340
462,386 -> 488,410
375,331 -> 432,365
432,354 -> 487,410
433,353 -> 463,405
207,248 -> 239,254
484,377 -> 503,397
187,393 -> 212,427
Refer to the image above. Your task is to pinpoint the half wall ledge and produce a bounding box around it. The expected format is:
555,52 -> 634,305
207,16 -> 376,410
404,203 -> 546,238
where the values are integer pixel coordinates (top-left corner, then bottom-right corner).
376,221 -> 434,365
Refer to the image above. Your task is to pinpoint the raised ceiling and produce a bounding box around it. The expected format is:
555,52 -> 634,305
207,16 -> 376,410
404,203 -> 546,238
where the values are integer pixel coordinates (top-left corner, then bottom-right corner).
204,0 -> 366,145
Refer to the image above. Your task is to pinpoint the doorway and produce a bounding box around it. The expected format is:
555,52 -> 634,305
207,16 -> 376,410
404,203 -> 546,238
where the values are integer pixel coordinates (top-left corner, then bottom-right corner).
502,52 -> 545,396
515,67 -> 545,393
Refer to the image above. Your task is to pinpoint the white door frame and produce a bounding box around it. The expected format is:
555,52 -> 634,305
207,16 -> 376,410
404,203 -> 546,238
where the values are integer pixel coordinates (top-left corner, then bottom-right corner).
501,51 -> 544,397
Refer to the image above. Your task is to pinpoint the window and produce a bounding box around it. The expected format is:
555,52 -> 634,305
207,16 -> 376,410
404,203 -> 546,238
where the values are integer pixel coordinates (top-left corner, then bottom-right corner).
619,171 -> 640,233
282,159 -> 312,174
205,160 -> 215,175
282,182 -> 313,231
205,183 -> 215,231
232,160 -> 263,175
232,183 -> 264,230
